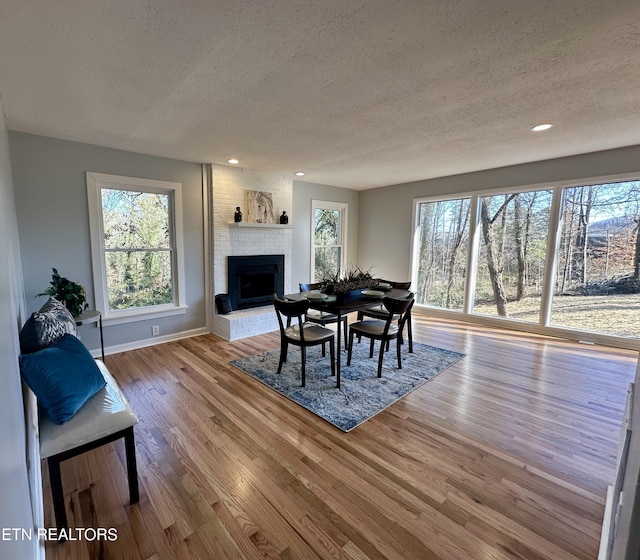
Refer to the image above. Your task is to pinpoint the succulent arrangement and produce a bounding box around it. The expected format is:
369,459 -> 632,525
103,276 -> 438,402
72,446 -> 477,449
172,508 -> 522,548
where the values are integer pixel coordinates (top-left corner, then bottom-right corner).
321,266 -> 377,295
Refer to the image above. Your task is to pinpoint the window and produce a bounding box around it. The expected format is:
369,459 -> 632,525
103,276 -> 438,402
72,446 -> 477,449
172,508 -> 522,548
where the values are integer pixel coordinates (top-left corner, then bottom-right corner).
414,197 -> 470,310
86,173 -> 186,324
551,181 -> 640,336
474,189 -> 552,321
311,201 -> 347,282
411,176 -> 640,344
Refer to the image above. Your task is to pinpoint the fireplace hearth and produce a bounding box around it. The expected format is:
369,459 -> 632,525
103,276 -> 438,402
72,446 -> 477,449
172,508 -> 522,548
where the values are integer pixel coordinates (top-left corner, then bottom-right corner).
228,255 -> 284,310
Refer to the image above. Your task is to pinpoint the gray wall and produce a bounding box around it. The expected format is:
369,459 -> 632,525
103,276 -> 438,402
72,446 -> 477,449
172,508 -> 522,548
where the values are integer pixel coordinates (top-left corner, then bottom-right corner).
10,132 -> 206,352
0,108 -> 39,557
292,180 -> 360,289
358,145 -> 640,282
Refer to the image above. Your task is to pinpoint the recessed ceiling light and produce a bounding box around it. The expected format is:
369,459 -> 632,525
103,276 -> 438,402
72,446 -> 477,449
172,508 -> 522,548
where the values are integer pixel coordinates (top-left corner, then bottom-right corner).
295,172 -> 305,176
227,158 -> 239,164
531,123 -> 553,132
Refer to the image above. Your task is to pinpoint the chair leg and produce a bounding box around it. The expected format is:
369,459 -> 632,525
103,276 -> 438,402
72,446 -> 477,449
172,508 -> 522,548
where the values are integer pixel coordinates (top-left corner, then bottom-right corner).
124,427 -> 139,504
322,341 -> 326,357
396,336 -> 403,369
347,330 -> 355,366
48,457 -> 68,530
377,340 -> 385,378
343,318 -> 348,346
301,347 -> 307,387
277,340 -> 288,373
369,338 -> 375,358
407,313 -> 413,353
329,338 -> 336,377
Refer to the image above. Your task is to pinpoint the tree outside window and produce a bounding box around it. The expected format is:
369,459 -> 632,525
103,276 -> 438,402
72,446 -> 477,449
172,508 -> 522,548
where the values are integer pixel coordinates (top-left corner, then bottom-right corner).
412,179 -> 640,340
86,172 -> 186,322
102,188 -> 174,310
311,201 -> 347,282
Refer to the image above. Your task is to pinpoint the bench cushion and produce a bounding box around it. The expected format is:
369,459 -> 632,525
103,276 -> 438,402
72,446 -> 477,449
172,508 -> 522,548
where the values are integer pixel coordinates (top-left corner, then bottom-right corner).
40,360 -> 138,459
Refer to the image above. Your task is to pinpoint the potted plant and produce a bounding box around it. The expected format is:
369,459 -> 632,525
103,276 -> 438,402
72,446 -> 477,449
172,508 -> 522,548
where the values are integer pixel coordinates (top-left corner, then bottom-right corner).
321,266 -> 377,298
38,268 -> 89,318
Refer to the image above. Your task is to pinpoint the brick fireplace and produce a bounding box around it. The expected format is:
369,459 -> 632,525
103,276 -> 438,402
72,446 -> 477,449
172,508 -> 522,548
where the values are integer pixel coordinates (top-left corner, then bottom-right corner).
210,165 -> 292,340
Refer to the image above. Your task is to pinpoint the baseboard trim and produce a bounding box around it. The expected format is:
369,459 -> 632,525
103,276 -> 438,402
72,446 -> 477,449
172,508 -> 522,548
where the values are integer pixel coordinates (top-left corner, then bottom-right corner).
89,327 -> 209,357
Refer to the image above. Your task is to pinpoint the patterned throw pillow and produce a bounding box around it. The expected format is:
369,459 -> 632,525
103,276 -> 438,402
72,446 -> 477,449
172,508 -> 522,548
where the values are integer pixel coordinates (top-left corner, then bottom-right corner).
19,298 -> 79,354
38,298 -> 79,336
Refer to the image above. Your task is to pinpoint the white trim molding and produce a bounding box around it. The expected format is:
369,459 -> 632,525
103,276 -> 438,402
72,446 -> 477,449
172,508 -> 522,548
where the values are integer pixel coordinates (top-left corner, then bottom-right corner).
310,199 -> 348,281
89,326 -> 209,358
86,172 -> 187,323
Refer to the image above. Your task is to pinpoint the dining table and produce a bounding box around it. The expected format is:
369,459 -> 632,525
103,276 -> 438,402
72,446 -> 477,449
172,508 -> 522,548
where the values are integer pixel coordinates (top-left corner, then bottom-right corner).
284,287 -> 411,388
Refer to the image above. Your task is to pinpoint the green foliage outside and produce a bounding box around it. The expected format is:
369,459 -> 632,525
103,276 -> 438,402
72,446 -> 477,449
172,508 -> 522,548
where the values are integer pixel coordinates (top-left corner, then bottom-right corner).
314,208 -> 341,281
101,189 -> 174,310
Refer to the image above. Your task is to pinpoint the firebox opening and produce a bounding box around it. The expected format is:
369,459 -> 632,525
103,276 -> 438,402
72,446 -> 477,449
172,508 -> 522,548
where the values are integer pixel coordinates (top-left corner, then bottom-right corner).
228,254 -> 284,310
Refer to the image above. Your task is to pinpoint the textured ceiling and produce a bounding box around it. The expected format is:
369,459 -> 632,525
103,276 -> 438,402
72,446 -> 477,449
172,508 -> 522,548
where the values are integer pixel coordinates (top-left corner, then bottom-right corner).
0,0 -> 639,190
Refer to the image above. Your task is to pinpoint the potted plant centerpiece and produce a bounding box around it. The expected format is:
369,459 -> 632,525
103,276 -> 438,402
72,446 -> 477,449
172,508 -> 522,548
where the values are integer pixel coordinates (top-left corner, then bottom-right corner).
38,268 -> 89,318
321,267 -> 378,300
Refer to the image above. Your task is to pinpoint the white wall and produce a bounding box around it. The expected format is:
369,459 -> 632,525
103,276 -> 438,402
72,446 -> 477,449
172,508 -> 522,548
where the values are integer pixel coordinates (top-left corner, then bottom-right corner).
358,145 -> 640,282
0,104 -> 41,557
9,132 -> 206,353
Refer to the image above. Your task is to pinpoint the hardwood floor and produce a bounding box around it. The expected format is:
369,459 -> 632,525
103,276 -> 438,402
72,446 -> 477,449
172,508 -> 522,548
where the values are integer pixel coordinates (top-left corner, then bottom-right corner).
43,314 -> 637,559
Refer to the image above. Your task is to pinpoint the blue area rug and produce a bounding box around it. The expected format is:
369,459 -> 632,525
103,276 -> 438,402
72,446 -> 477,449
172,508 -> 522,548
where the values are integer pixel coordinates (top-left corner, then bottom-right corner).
230,341 -> 465,432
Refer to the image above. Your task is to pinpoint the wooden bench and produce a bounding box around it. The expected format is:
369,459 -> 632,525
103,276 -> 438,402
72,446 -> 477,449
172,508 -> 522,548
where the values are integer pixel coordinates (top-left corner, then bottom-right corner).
39,360 -> 139,529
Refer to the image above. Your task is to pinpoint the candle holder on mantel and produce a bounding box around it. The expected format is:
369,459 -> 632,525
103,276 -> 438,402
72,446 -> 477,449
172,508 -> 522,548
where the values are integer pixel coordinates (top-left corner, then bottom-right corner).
279,211 -> 289,224
234,207 -> 242,223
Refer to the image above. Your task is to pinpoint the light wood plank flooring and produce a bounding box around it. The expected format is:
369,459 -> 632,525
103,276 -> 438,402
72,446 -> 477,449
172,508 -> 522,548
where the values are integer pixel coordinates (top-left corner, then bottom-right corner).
43,314 -> 637,560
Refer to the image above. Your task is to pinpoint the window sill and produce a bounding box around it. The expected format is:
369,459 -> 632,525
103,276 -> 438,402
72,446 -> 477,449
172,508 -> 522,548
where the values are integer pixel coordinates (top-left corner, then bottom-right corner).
101,305 -> 188,326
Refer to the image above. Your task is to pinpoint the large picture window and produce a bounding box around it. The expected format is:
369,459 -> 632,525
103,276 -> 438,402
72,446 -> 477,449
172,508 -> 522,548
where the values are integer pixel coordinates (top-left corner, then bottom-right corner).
412,177 -> 640,345
87,173 -> 186,323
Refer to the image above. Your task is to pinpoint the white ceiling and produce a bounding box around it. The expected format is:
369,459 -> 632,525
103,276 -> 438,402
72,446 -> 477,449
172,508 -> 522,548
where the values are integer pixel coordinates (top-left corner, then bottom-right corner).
0,1 -> 639,190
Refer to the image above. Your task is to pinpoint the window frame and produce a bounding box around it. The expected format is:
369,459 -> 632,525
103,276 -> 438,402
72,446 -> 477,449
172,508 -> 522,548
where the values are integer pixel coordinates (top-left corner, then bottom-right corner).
410,172 -> 640,349
86,172 -> 187,325
310,200 -> 348,282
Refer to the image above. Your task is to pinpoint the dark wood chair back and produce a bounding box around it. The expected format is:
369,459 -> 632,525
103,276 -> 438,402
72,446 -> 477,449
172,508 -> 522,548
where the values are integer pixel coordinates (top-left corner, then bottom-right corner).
380,279 -> 411,290
273,294 -> 309,336
299,282 -> 322,292
381,294 -> 414,335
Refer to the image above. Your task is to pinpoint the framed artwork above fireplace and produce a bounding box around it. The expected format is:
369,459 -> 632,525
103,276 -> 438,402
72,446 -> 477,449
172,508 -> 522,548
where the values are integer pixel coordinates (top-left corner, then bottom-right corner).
245,190 -> 274,224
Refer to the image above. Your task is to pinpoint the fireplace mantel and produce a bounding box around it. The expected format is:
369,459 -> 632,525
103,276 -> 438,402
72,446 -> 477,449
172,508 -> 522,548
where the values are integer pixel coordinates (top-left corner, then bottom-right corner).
228,222 -> 292,229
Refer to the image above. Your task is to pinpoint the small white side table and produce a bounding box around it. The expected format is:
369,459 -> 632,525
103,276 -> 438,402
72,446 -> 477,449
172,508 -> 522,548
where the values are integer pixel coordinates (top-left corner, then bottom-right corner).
75,310 -> 105,361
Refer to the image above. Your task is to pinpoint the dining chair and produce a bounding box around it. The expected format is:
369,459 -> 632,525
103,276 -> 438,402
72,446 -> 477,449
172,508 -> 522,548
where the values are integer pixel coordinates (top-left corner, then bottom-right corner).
347,294 -> 415,378
273,294 -> 336,387
299,282 -> 348,342
357,280 -> 414,353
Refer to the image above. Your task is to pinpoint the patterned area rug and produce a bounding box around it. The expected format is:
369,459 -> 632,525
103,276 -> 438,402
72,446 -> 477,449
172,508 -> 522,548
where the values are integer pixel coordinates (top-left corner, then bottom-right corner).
230,341 -> 465,432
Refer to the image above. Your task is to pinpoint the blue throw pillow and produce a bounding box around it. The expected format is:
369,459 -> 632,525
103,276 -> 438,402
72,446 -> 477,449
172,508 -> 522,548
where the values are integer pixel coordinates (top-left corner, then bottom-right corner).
19,334 -> 106,425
